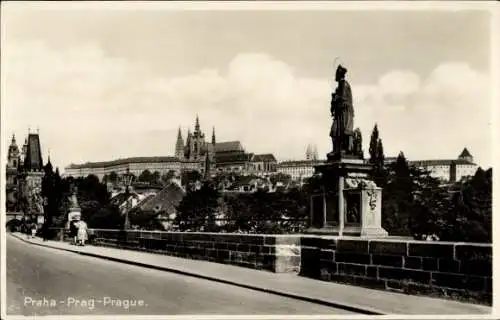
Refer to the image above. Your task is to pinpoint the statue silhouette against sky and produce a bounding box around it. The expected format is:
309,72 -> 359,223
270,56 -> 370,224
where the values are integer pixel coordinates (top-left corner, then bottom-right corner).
328,64 -> 355,159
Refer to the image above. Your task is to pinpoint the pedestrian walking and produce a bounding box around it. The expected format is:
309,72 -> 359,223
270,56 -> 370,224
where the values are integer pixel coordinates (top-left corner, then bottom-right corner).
69,220 -> 78,245
30,222 -> 37,239
42,223 -> 49,241
76,220 -> 88,246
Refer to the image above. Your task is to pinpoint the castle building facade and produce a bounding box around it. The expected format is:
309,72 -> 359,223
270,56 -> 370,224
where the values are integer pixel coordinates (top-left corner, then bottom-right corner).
64,117 -> 278,181
277,160 -> 326,181
384,148 -> 478,183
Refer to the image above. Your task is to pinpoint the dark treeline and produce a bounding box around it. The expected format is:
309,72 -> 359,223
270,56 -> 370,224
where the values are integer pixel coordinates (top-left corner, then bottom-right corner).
38,125 -> 491,243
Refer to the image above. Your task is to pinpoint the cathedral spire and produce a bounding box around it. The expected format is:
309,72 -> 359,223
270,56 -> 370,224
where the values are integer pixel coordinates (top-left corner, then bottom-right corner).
11,133 -> 16,144
195,115 -> 200,133
212,127 -> 216,145
175,127 -> 184,159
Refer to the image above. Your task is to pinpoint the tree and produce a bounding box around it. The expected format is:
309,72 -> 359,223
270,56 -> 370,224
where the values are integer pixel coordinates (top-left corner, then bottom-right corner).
161,170 -> 177,185
64,175 -> 111,224
41,161 -> 56,238
138,170 -> 153,183
410,168 -> 450,240
181,170 -> 202,188
440,168 -> 492,242
109,171 -> 118,183
175,182 -> 220,232
87,205 -> 123,229
269,173 -> 292,186
382,152 -> 416,236
368,124 -> 386,187
53,168 -> 63,216
368,124 -> 379,165
152,171 -> 161,184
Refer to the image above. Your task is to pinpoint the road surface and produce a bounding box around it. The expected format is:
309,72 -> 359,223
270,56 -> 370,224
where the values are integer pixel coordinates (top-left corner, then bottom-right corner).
6,234 -> 355,316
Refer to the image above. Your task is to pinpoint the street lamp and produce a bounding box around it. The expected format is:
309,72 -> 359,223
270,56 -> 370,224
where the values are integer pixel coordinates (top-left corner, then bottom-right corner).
122,168 -> 134,230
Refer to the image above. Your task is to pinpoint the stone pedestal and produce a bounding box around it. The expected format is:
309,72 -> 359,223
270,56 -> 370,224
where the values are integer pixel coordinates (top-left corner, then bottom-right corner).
67,192 -> 81,224
359,187 -> 388,237
67,207 -> 81,222
306,157 -> 388,238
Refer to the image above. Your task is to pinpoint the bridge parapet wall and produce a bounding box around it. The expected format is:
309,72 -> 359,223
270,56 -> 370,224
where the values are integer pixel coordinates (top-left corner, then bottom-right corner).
90,229 -> 301,274
51,228 -> 491,305
300,236 -> 492,305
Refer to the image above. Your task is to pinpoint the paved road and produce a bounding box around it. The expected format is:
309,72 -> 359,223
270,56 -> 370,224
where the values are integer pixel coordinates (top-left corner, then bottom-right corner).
6,234 -> 355,316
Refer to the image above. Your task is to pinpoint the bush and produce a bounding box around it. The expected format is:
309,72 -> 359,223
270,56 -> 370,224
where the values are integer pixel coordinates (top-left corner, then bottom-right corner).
87,205 -> 123,229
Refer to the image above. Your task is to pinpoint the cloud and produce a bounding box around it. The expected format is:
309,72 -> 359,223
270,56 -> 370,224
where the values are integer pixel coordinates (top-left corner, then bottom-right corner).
2,41 -> 492,171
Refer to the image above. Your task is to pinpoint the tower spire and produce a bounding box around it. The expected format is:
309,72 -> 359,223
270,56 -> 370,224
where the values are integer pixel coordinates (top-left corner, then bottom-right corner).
212,126 -> 216,145
175,126 -> 185,159
306,144 -> 312,160
195,115 -> 200,133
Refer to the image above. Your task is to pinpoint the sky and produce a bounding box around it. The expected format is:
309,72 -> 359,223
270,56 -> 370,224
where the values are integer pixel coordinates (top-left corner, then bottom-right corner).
1,2 -> 495,172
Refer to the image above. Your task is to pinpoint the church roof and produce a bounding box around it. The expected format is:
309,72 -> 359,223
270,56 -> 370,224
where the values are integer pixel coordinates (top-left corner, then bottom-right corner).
459,148 -> 472,158
214,141 -> 244,153
252,154 -> 277,162
215,152 -> 253,164
131,181 -> 185,215
67,156 -> 180,169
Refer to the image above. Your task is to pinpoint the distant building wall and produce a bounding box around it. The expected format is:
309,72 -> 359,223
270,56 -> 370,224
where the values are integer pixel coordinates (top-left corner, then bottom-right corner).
384,148 -> 478,183
277,160 -> 325,180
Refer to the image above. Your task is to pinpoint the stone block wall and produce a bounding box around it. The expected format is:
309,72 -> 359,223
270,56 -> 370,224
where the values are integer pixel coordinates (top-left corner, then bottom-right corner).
300,237 -> 492,305
90,229 -> 301,273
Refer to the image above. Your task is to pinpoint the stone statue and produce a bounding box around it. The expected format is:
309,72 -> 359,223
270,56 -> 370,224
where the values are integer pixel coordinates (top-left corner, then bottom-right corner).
70,185 -> 80,209
352,128 -> 363,158
328,65 -> 355,158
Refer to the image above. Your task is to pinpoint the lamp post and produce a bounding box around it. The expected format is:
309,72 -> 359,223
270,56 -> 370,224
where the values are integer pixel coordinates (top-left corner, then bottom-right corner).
122,168 -> 134,230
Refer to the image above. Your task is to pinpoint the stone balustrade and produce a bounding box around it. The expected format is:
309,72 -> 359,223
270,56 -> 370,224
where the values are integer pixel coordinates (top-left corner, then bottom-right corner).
50,228 -> 491,305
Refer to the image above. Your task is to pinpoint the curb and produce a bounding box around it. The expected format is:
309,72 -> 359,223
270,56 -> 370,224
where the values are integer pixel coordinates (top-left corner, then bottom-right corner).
10,233 -> 384,315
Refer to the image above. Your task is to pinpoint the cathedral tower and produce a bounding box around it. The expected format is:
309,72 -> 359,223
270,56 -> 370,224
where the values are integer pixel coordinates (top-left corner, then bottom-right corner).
190,115 -> 205,160
175,127 -> 184,159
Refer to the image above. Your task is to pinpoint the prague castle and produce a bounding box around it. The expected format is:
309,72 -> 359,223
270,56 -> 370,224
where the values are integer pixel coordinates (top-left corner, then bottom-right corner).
384,148 -> 478,183
64,116 -> 278,181
277,147 -> 478,183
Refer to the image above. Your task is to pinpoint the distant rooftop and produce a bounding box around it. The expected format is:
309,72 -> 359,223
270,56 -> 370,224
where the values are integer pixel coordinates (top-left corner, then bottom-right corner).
214,141 -> 244,153
384,148 -> 476,166
459,148 -> 472,158
67,156 -> 180,169
24,133 -> 44,171
252,154 -> 277,162
278,159 -> 326,167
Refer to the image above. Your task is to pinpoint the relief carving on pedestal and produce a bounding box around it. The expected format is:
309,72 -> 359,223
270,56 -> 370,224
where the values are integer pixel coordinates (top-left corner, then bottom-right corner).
358,180 -> 377,211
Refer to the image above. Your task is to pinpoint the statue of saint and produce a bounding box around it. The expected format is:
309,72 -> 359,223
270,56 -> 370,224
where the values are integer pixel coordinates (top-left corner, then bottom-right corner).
352,128 -> 363,158
70,185 -> 80,208
328,65 -> 355,158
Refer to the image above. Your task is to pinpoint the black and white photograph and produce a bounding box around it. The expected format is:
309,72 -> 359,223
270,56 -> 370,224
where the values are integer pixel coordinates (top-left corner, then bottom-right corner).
1,1 -> 497,318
